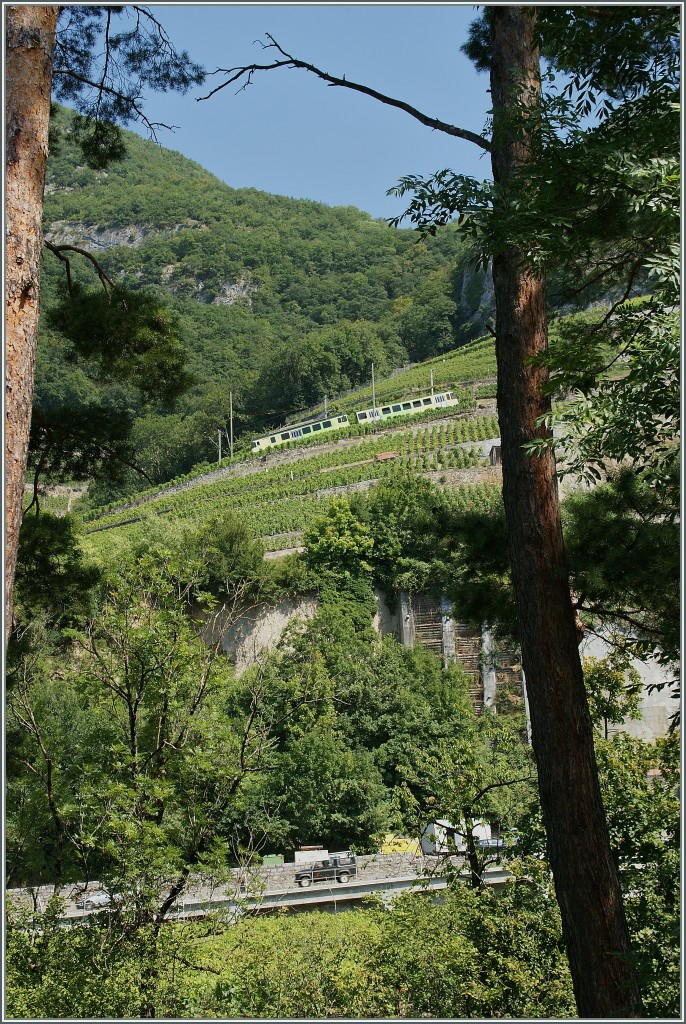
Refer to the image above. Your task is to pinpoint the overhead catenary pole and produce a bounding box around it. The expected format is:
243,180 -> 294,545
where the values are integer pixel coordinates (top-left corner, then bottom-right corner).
371,362 -> 376,428
430,369 -> 434,395
209,431 -> 222,463
229,391 -> 234,458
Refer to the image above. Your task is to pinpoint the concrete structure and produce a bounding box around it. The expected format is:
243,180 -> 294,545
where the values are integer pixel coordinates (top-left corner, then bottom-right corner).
203,586 -> 673,740
398,590 -> 525,719
481,625 -> 498,711
396,591 -> 673,741
580,632 -> 677,741
202,595 -> 319,676
9,860 -> 513,924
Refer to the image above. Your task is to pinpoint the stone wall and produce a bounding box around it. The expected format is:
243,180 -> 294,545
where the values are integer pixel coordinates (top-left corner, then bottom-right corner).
234,851 -> 448,894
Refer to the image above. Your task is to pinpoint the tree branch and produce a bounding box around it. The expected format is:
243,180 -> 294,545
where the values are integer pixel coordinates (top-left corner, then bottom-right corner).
44,241 -> 116,295
200,34 -> 491,153
30,409 -> 155,486
585,5 -> 680,20
470,775 -> 535,804
23,440 -> 55,519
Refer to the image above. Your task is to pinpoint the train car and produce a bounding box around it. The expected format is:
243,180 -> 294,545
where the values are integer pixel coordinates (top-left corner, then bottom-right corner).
355,390 -> 460,425
251,414 -> 350,453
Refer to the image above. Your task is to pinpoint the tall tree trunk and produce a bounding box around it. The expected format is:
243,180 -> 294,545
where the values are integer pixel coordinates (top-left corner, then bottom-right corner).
5,5 -> 60,644
489,7 -> 642,1017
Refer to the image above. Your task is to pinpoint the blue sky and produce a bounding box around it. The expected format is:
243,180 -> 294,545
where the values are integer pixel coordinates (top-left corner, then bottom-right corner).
133,3 -> 492,220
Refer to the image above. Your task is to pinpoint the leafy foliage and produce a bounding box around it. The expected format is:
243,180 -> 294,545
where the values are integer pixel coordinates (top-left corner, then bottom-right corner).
562,471 -> 680,670
596,731 -> 680,1018
168,865 -> 574,1019
392,9 -> 680,595
304,500 -> 374,581
11,513 -> 100,632
583,653 -> 642,739
430,470 -> 679,678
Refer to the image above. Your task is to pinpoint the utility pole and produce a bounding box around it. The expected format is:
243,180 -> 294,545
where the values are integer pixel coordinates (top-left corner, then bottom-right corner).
324,395 -> 328,417
210,430 -> 222,464
430,369 -> 434,396
229,391 -> 234,458
371,362 -> 376,429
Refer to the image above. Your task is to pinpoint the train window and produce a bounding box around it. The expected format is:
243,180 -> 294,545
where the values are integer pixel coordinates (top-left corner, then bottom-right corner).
358,411 -> 368,420
392,404 -> 401,412
413,400 -> 422,408
302,425 -> 311,435
447,392 -> 454,400
338,416 -> 347,423
312,423 -> 321,431
322,420 -> 332,428
251,440 -> 258,449
402,402 -> 411,410
381,406 -> 391,415
281,432 -> 290,441
270,437 -> 276,443
423,397 -> 432,405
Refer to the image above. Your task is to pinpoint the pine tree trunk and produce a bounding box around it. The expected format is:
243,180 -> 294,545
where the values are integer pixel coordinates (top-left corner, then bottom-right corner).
4,5 -> 59,643
489,7 -> 642,1017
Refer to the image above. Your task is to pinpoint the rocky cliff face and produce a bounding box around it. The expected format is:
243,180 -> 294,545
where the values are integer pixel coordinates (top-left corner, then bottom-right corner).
44,219 -> 207,251
44,221 -> 260,306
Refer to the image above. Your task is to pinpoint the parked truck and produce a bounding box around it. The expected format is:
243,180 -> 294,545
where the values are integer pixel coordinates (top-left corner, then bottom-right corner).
294,851 -> 357,887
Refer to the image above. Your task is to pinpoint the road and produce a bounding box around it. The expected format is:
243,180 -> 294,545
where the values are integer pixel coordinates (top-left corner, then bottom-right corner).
8,866 -> 511,923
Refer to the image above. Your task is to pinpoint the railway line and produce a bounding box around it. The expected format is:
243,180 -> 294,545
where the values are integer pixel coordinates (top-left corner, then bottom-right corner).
91,405 -> 493,517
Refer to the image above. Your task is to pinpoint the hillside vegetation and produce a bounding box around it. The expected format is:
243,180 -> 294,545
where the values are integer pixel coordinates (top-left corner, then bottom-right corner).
38,105 -> 499,502
38,105 -> 605,510
8,80 -> 679,1024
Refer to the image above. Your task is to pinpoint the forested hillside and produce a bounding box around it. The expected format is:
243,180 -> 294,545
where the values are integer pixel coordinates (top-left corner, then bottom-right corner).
37,105 -> 497,501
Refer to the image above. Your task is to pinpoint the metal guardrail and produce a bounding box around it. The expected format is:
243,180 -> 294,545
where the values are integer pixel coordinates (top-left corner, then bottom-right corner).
171,872 -> 453,920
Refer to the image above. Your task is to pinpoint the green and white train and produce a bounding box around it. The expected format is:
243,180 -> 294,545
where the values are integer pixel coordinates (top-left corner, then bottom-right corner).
251,414 -> 350,453
355,390 -> 459,424
250,391 -> 461,454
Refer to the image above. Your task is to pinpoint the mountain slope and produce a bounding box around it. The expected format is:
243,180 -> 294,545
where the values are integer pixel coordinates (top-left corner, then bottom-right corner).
38,106 -> 495,496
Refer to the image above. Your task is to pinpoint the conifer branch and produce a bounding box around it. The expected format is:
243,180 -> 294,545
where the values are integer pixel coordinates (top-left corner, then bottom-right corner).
44,241 -> 116,296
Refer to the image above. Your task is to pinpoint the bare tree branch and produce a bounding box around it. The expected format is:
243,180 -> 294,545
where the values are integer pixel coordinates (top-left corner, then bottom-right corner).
199,34 -> 491,153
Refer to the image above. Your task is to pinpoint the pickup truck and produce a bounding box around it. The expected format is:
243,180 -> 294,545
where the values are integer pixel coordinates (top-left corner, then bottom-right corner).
294,852 -> 357,887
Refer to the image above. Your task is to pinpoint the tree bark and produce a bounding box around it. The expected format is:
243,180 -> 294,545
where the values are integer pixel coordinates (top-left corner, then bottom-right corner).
489,7 -> 642,1017
5,5 -> 60,644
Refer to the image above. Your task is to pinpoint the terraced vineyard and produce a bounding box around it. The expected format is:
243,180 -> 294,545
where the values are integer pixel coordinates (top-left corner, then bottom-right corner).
82,409 -> 502,557
305,336 -> 498,420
